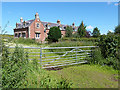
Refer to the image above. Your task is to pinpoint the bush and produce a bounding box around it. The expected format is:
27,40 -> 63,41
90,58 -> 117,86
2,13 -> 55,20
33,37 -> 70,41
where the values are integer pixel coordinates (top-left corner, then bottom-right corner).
48,27 -> 61,42
98,34 -> 119,58
89,34 -> 119,70
89,48 -> 119,70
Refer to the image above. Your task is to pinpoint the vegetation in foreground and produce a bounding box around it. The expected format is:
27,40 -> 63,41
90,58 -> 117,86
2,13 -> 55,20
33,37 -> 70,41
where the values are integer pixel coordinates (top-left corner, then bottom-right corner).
47,64 -> 118,88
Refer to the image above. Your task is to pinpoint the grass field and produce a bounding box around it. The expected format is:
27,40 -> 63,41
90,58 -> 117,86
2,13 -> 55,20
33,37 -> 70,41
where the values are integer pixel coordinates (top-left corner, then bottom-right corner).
2,37 -> 119,88
46,64 -> 118,88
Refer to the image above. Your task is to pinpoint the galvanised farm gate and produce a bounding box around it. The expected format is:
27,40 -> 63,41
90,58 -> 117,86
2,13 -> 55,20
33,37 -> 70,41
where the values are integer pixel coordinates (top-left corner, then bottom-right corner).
9,46 -> 98,68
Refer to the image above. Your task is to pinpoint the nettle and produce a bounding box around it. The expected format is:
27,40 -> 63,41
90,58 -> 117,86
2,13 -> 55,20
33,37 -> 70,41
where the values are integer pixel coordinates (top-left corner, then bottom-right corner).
2,45 -> 28,88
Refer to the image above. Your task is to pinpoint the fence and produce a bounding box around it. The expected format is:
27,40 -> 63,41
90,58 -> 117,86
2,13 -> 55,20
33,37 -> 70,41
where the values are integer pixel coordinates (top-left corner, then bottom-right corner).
9,46 -> 98,68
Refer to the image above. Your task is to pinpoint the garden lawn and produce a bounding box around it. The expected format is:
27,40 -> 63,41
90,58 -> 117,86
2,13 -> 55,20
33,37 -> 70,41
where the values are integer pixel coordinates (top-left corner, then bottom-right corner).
47,64 -> 118,88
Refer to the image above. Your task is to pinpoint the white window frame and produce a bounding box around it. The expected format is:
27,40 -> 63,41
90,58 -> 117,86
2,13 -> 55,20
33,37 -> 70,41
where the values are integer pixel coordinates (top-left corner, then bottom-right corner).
35,33 -> 40,39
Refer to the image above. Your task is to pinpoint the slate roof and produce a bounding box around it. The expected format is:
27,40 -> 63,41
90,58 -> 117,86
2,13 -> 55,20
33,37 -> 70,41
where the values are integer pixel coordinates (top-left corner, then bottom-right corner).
15,19 -> 78,31
15,19 -> 35,29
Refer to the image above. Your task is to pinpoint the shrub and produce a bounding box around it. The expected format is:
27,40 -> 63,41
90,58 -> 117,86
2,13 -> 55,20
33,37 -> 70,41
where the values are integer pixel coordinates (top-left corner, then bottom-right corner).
48,27 -> 61,42
98,34 -> 119,58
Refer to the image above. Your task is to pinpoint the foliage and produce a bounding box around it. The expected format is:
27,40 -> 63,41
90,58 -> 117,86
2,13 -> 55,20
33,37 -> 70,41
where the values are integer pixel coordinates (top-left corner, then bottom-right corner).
77,21 -> 87,37
114,25 -> 120,34
65,26 -> 73,37
2,45 -> 28,88
60,37 -> 98,42
48,27 -> 61,42
85,30 -> 91,38
89,48 -> 119,70
89,34 -> 119,70
97,34 -> 119,58
92,27 -> 100,37
14,38 -> 41,45
21,60 -> 72,88
2,44 -> 72,88
72,32 -> 79,38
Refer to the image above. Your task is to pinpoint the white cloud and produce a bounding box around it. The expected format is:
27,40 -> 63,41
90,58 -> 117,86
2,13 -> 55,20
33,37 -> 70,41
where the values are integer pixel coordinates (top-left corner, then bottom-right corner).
114,3 -> 120,6
108,30 -> 113,32
86,25 -> 94,30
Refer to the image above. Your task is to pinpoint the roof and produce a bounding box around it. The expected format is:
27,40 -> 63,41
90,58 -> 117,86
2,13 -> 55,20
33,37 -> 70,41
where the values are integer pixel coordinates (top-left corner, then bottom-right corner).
15,19 -> 78,31
15,19 -> 35,29
41,21 -> 78,31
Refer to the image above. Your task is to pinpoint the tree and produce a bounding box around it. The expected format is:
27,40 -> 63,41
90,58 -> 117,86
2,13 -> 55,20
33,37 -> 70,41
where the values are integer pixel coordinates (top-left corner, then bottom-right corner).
92,27 -> 100,37
65,26 -> 73,37
77,21 -> 86,37
85,30 -> 91,38
48,27 -> 61,42
114,25 -> 120,34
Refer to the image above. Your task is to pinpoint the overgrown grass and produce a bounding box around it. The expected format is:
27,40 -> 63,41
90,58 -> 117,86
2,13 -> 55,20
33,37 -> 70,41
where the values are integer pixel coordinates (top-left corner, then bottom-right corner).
13,38 -> 41,46
49,41 -> 95,47
59,37 -> 99,42
47,64 -> 118,88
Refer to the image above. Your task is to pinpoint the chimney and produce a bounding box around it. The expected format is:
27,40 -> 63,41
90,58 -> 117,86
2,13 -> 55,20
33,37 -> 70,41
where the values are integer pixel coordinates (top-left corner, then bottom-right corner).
57,19 -> 60,24
16,22 -> 18,28
72,22 -> 75,27
23,21 -> 26,27
20,17 -> 23,23
35,12 -> 39,19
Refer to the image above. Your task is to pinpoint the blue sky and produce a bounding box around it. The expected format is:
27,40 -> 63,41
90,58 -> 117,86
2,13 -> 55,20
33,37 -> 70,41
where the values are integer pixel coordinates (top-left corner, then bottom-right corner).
2,2 -> 118,35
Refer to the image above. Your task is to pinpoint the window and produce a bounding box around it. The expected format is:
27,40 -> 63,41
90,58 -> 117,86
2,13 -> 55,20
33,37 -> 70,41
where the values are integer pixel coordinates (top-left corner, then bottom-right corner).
35,33 -> 40,39
18,33 -> 21,37
37,23 -> 39,28
22,33 -> 26,38
15,33 -> 18,37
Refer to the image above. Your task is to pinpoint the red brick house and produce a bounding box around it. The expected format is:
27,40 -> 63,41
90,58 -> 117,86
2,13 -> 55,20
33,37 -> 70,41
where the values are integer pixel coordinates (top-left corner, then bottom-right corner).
14,12 -> 78,42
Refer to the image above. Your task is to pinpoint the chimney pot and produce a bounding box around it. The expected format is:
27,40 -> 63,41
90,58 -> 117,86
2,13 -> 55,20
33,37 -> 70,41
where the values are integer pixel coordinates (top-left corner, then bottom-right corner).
57,19 -> 60,24
20,17 -> 23,23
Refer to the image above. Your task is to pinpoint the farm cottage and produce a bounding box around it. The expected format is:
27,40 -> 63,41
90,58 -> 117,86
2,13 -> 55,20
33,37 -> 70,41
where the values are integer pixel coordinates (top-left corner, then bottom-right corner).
14,12 -> 78,42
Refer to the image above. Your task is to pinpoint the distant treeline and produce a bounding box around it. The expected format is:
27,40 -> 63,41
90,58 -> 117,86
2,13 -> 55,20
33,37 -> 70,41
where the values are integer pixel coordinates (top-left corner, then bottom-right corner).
0,34 -> 14,38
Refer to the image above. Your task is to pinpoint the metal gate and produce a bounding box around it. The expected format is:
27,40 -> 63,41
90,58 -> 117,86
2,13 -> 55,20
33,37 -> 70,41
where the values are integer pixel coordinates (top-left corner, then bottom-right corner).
9,46 -> 98,68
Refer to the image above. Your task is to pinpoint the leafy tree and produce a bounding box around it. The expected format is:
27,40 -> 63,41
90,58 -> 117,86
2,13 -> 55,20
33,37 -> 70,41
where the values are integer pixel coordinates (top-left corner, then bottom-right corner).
65,26 -> 73,37
114,25 -> 120,34
85,30 -> 91,38
48,27 -> 61,42
92,27 -> 100,37
77,21 -> 86,37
